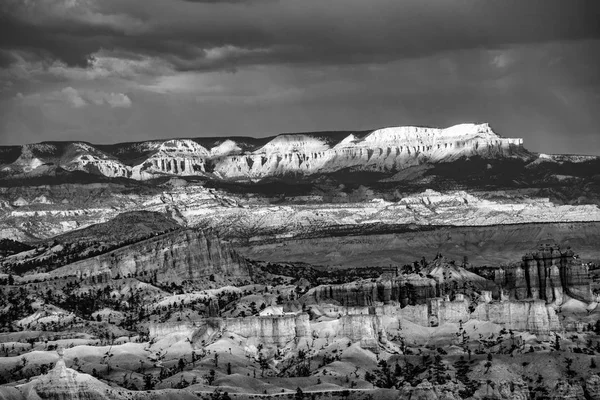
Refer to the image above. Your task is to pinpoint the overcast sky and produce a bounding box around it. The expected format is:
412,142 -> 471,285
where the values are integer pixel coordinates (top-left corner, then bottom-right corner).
1,0 -> 599,154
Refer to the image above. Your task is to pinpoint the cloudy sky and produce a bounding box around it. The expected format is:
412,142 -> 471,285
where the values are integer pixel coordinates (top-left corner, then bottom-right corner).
1,0 -> 599,154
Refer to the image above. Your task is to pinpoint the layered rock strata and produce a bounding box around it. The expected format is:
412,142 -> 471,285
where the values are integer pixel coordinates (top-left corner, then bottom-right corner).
150,314 -> 311,347
0,123 -> 525,180
336,314 -> 386,349
26,229 -> 252,288
495,244 -> 593,304
222,314 -> 310,347
304,276 -> 437,307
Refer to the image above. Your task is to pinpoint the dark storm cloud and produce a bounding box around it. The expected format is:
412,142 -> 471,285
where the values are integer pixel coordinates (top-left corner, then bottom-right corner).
1,0 -> 599,74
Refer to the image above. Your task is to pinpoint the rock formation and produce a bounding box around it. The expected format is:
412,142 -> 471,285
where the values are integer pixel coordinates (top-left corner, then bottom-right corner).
222,313 -> 310,347
0,349 -> 200,400
17,349 -> 124,400
34,228 -> 252,288
335,314 -> 386,349
494,244 -> 593,304
552,380 -> 586,400
471,300 -> 561,334
303,276 -> 437,307
399,380 -> 461,400
586,375 -> 600,400
303,260 -> 498,308
150,313 -> 311,347
303,264 -> 563,333
472,378 -> 529,400
0,123 -> 526,181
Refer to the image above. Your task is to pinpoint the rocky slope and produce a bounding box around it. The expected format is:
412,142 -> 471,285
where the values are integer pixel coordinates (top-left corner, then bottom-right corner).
20,228 -> 252,289
0,123 -> 526,181
0,350 -> 198,400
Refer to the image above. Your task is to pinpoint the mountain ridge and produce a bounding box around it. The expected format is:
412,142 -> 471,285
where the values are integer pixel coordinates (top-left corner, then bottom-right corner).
0,123 -> 533,181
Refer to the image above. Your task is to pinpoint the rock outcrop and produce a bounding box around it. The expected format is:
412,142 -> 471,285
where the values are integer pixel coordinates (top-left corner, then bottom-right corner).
0,123 -> 526,181
304,276 -> 437,307
150,313 -> 311,347
35,228 -> 252,288
16,349 -> 125,400
399,380 -> 461,400
223,313 -> 310,347
472,378 -> 529,400
586,375 -> 600,400
495,244 -> 593,304
2,349 -> 200,400
303,260 -> 498,308
336,314 -> 386,349
471,300 -> 561,334
552,380 -> 585,400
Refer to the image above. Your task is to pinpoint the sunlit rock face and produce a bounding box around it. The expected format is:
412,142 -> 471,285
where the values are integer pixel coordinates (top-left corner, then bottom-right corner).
130,140 -> 211,180
223,314 -> 310,347
34,358 -> 108,400
149,314 -> 311,347
25,350 -> 121,400
472,379 -> 530,400
495,244 -> 593,305
0,123 -> 526,180
26,229 -> 252,288
214,123 -> 524,178
471,300 -> 561,334
335,314 -> 386,348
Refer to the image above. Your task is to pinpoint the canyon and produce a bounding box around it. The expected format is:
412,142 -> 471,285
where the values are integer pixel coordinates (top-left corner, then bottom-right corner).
2,123 -> 600,399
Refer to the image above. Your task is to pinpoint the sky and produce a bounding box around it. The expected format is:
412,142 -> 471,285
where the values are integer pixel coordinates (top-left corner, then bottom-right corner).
0,0 -> 599,154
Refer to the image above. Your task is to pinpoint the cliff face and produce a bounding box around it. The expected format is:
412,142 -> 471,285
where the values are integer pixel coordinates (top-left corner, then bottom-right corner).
336,314 -> 386,349
304,276 -> 437,307
223,314 -> 310,347
211,124 -> 523,179
0,123 -> 526,181
149,314 -> 310,347
35,229 -> 252,288
471,300 -> 561,334
303,261 -> 499,308
495,244 -> 593,304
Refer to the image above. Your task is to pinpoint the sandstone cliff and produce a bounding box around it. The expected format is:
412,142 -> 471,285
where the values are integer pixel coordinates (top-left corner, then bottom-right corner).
335,314 -> 386,349
0,123 -> 526,181
495,244 -> 593,304
150,313 -> 311,347
303,276 -> 437,307
30,228 -> 252,288
222,313 -> 310,347
471,300 -> 561,334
